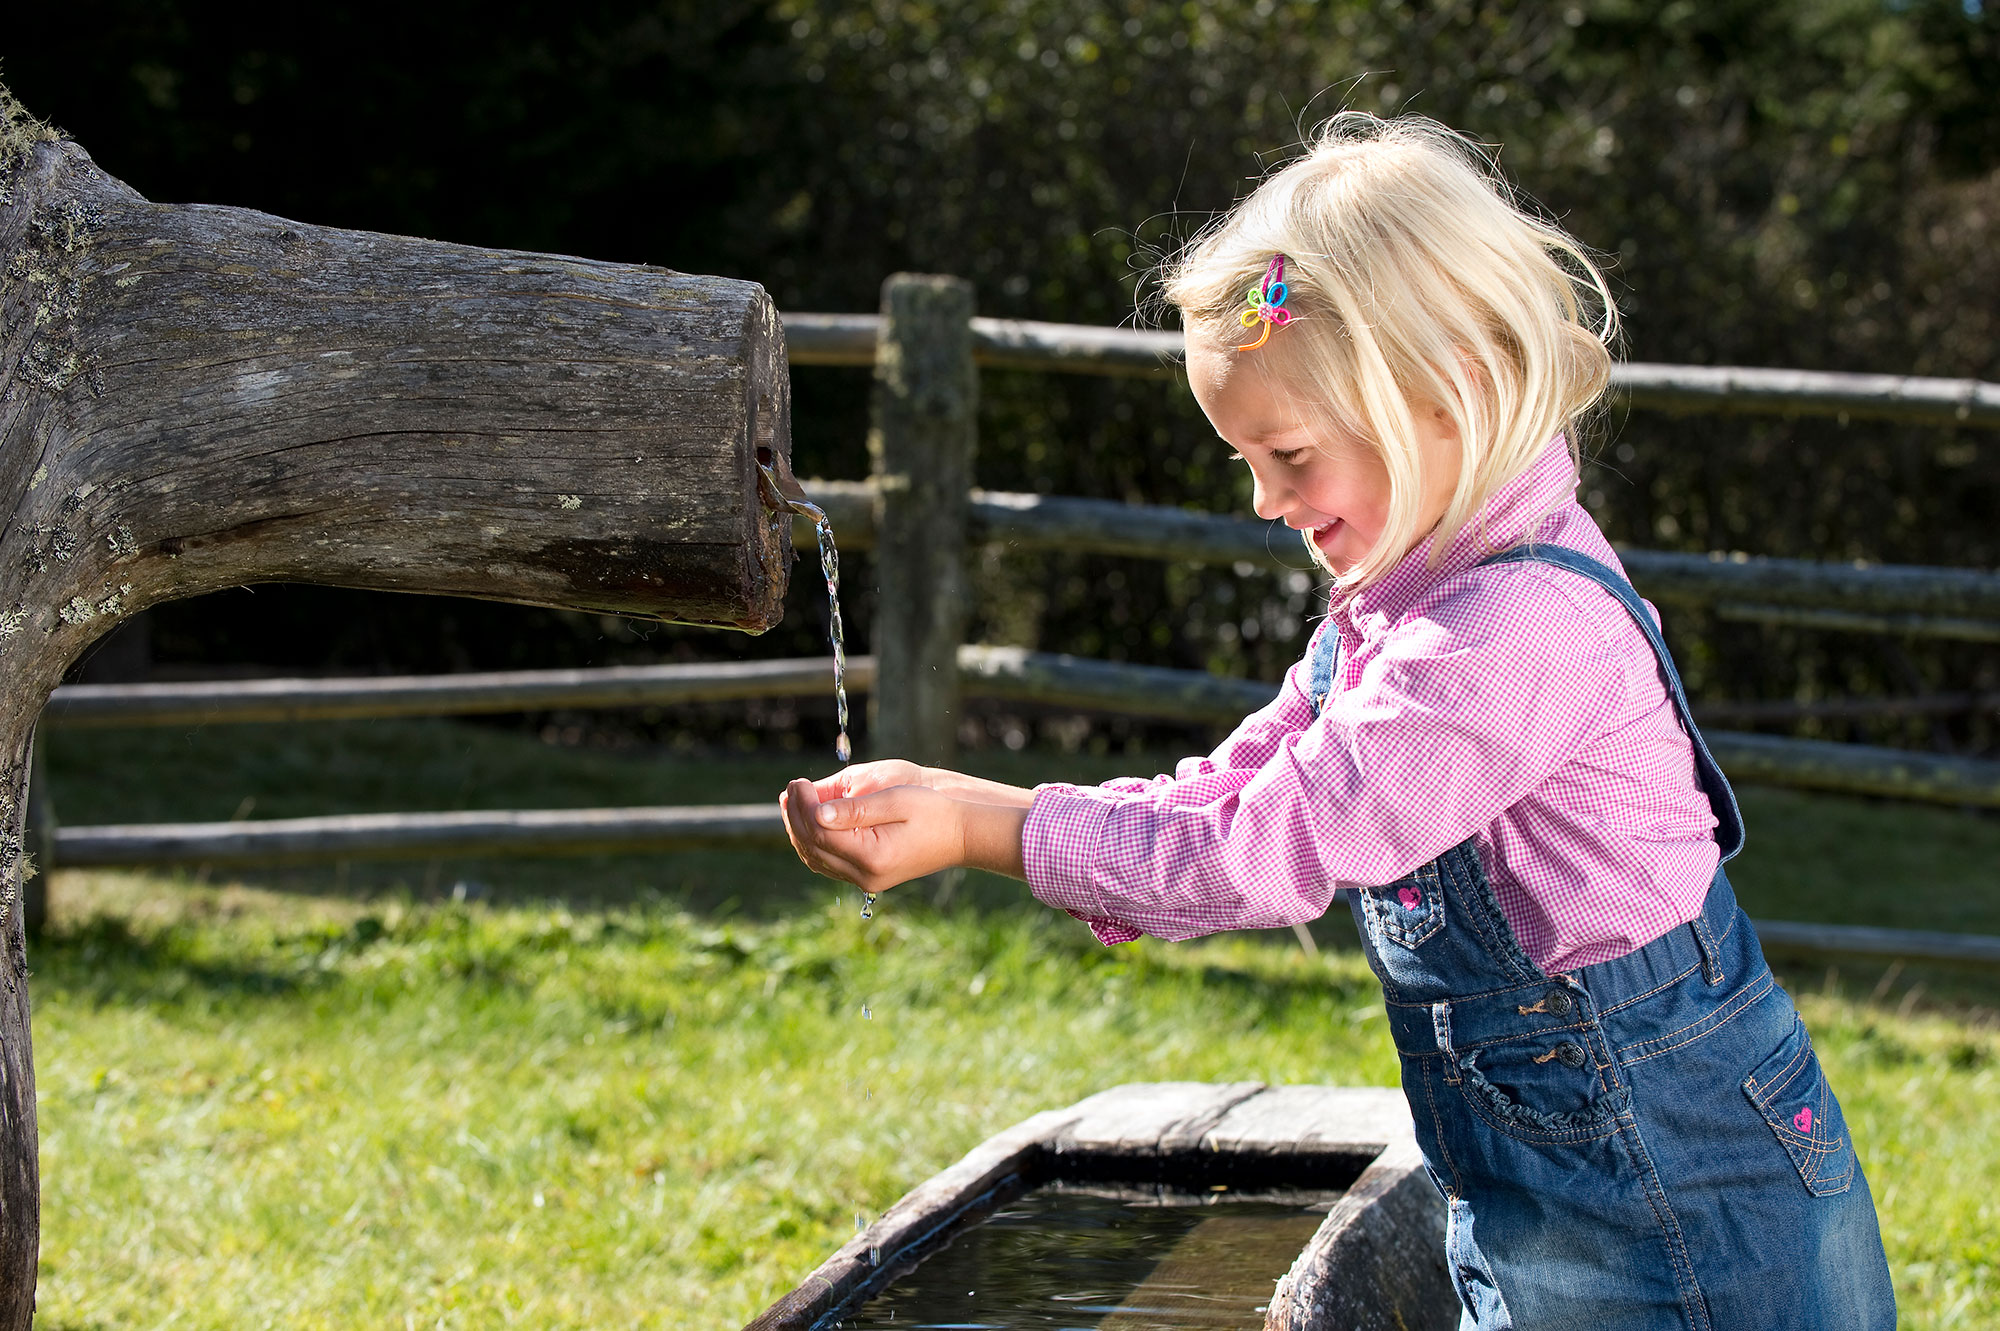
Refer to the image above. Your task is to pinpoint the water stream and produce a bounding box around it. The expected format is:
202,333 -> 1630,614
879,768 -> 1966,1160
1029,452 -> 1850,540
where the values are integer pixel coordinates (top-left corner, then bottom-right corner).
759,464 -> 872,919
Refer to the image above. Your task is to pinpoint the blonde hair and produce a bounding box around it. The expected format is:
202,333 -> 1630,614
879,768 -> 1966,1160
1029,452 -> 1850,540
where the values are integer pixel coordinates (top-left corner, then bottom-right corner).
1161,112 -> 1618,588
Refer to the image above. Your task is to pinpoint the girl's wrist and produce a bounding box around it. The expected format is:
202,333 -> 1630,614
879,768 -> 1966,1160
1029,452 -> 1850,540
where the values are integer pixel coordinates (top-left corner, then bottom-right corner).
956,798 -> 1029,881
920,766 -> 1037,809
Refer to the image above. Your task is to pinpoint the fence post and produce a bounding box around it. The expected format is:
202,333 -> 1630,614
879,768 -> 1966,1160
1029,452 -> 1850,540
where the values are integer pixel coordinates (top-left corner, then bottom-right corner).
867,274 -> 977,762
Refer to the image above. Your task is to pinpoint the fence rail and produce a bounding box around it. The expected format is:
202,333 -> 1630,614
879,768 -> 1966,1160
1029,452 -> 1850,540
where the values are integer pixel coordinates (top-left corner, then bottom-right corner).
785,314 -> 2000,428
794,480 -> 2000,640
44,648 -> 2000,810
36,288 -> 2000,972
41,805 -> 2000,969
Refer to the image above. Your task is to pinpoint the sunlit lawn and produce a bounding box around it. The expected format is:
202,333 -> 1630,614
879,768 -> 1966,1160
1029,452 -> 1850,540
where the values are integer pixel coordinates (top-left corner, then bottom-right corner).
29,718 -> 2000,1328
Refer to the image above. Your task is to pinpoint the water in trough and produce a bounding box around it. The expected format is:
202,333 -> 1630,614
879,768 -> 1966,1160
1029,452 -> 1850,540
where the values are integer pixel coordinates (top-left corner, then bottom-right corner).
831,1185 -> 1333,1330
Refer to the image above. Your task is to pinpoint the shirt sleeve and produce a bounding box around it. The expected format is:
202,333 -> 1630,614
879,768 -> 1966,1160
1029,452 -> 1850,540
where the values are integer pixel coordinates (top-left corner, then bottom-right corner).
1022,570 -> 1627,942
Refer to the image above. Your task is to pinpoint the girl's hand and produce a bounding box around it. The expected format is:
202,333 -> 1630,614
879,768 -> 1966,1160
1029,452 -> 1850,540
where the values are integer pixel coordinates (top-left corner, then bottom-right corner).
781,778 -> 965,893
801,760 -> 1037,810
780,779 -> 1030,893
803,759 -> 933,803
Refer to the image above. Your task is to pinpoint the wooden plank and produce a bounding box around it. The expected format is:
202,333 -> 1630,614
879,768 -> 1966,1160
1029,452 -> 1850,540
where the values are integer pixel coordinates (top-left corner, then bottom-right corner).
1622,548 -> 2000,619
1755,921 -> 2000,967
1691,692 -> 2000,725
42,658 -> 872,729
1053,1080 -> 1267,1154
1614,360 -> 2000,428
970,488 -> 1308,568
956,644 -> 1278,725
1200,1086 -> 1412,1156
1713,602 -> 2000,643
785,312 -> 2000,427
52,804 -> 786,867
803,479 -> 2000,627
1704,731 -> 2000,808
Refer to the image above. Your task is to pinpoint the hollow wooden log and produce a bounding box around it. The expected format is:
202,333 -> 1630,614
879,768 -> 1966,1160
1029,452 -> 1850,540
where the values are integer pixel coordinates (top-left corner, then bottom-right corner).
0,86 -> 795,1325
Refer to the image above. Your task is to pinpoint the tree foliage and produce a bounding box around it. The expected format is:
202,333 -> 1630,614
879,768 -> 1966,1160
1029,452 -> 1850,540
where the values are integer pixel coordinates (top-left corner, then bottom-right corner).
6,0 -> 1996,746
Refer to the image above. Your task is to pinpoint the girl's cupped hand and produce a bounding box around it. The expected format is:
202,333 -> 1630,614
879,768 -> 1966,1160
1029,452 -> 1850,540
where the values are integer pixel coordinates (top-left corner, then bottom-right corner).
780,761 -> 1032,893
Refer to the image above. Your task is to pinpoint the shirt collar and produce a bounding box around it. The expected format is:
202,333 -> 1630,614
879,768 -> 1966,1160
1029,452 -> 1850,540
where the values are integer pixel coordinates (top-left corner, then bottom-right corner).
1337,437 -> 1578,634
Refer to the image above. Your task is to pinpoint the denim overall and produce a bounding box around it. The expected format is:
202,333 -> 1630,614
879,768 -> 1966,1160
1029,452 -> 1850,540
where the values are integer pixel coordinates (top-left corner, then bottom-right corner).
1310,545 -> 1895,1330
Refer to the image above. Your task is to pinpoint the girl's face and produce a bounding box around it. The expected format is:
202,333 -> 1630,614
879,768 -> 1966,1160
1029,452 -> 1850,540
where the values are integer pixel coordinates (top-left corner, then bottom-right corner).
1186,341 -> 1460,575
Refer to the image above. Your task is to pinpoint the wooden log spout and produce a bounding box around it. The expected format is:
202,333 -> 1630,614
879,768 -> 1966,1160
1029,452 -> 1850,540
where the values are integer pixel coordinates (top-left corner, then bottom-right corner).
0,87 -> 795,1324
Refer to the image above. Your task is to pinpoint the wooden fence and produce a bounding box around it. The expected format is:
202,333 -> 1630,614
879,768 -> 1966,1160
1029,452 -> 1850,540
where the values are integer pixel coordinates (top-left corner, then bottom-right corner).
31,278 -> 2000,966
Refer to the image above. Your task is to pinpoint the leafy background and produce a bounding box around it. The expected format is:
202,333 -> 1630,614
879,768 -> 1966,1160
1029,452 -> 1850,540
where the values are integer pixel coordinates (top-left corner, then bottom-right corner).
6,0 -> 1997,754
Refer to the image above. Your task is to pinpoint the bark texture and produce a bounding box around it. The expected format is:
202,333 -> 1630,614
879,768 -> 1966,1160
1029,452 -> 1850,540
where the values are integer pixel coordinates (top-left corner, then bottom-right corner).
0,89 -> 793,1326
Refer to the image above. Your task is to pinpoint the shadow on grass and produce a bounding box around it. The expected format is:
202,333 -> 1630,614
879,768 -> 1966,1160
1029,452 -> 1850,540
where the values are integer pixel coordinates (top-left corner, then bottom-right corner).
35,914 -> 319,1007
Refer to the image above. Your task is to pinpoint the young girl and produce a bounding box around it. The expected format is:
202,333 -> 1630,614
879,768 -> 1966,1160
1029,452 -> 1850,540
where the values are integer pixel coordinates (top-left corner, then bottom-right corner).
780,113 -> 1894,1330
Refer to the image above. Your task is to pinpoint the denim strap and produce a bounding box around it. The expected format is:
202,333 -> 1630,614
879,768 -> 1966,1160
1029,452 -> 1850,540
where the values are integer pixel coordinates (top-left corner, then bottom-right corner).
1307,621 -> 1341,715
1477,544 -> 1746,863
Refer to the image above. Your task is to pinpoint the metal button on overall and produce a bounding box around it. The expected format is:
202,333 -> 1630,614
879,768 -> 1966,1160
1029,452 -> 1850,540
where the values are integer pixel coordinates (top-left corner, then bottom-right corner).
1554,1041 -> 1586,1069
1545,989 -> 1574,1016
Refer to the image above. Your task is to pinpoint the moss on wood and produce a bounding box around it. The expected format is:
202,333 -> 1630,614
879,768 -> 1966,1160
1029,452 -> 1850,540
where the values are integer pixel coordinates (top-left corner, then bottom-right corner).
0,83 -> 61,200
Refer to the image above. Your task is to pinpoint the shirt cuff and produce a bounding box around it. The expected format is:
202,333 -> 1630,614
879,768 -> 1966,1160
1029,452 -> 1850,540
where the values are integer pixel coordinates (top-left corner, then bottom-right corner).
1022,785 -> 1139,946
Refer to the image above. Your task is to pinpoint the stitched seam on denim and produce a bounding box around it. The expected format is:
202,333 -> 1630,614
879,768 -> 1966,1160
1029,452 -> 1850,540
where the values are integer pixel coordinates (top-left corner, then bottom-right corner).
1746,1021 -> 1816,1106
1366,875 -> 1444,949
1589,1022 -> 1624,1094
1352,894 -> 1406,1003
1595,957 -> 1705,1018
1454,1022 -> 1591,1054
1445,847 -> 1542,984
1418,1061 -> 1467,1198
1613,1112 -> 1715,1331
1691,913 -> 1726,985
1631,968 -> 1774,1056
1392,974 -> 1570,1008
1620,970 -> 1773,1061
1618,971 -> 1775,1065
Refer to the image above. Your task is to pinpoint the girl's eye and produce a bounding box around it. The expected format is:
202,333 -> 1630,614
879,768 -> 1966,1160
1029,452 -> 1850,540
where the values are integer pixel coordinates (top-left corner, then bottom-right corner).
1271,448 -> 1307,466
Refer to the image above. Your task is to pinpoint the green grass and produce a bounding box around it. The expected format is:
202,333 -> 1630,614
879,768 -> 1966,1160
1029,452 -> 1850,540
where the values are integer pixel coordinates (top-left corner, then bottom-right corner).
34,883 -> 1403,1328
29,718 -> 2000,1326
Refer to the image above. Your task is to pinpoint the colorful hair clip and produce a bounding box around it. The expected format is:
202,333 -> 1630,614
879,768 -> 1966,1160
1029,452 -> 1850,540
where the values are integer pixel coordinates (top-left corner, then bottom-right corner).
1236,254 -> 1293,351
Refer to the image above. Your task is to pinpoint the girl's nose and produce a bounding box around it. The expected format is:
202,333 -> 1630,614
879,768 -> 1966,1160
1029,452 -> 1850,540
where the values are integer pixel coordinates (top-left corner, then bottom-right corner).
1250,468 -> 1287,522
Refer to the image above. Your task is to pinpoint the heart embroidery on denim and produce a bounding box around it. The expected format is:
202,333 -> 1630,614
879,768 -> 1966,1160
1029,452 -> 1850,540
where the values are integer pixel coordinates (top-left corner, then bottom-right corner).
1793,1106 -> 1813,1134
1397,886 -> 1422,910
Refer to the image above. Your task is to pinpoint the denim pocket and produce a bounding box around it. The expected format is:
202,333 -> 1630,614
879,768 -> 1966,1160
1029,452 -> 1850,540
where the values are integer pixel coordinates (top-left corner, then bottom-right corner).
1453,1040 -> 1626,1143
1742,1015 -> 1856,1197
1361,861 -> 1444,950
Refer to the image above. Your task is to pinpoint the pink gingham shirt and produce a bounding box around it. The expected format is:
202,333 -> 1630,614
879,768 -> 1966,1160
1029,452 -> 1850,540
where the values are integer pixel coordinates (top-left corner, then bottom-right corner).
1023,441 -> 1722,972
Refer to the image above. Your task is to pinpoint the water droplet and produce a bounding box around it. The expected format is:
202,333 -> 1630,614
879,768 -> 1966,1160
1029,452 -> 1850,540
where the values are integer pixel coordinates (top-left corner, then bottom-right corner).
860,892 -> 876,920
835,731 -> 852,763
861,1003 -> 872,1020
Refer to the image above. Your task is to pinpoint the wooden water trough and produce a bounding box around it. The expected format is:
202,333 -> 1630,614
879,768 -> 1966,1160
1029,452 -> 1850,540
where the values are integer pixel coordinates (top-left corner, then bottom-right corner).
745,1082 -> 1455,1331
